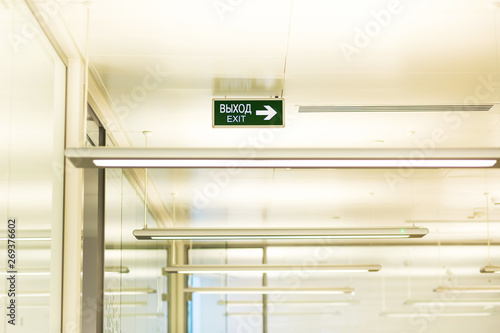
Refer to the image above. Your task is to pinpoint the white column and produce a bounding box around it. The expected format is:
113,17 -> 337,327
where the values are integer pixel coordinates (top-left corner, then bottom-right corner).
62,58 -> 86,333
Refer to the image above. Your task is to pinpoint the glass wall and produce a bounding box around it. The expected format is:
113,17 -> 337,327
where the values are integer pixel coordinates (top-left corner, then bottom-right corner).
186,243 -> 500,333
188,248 -> 264,333
104,166 -> 168,332
0,1 -> 66,332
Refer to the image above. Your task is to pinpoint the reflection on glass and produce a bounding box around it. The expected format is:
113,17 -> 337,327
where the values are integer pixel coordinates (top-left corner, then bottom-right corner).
0,0 -> 65,331
188,248 -> 264,333
104,168 -> 167,332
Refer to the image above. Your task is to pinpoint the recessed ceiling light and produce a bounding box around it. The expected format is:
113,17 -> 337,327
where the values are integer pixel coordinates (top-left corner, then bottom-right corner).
297,105 -> 494,113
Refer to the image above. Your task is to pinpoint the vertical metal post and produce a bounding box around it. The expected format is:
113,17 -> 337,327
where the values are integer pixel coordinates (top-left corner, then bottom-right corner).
262,246 -> 268,333
82,122 -> 105,333
167,241 -> 186,333
97,127 -> 106,331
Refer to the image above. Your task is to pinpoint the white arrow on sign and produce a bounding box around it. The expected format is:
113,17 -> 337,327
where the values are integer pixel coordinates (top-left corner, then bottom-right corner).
256,105 -> 277,121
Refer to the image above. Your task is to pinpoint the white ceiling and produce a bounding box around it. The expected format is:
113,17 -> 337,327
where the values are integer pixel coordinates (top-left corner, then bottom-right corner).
59,0 -> 500,148
54,0 -> 500,237
144,167 -> 500,244
45,0 -> 500,331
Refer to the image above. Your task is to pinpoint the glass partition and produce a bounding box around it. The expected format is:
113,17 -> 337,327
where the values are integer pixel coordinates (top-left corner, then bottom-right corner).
104,167 -> 168,332
188,248 -> 264,333
0,1 -> 66,332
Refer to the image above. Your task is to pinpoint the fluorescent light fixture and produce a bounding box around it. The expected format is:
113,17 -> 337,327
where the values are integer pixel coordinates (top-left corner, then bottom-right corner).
163,264 -> 381,274
92,159 -> 496,168
0,293 -> 50,297
0,266 -> 130,276
119,313 -> 164,318
406,219 -> 500,223
0,269 -> 50,276
151,235 -> 410,240
134,227 -> 428,241
406,300 -> 500,307
184,287 -> 354,295
113,302 -> 148,308
434,286 -> 500,293
104,288 -> 156,296
0,229 -> 51,241
0,237 -> 51,241
480,265 -> 500,274
225,311 -> 340,316
105,266 -> 130,274
66,148 -> 500,169
381,311 -> 492,318
217,300 -> 357,307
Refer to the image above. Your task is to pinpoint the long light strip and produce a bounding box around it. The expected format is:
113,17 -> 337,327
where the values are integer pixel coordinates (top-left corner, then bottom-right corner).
480,265 -> 500,273
19,303 -> 151,309
152,235 -> 410,240
298,104 -> 494,113
1,289 -> 156,297
434,286 -> 500,293
134,227 -> 428,240
0,272 -> 50,276
93,159 -> 497,168
114,302 -> 148,308
104,288 -> 156,296
184,287 -> 354,295
0,293 -> 50,297
0,266 -> 130,276
217,300 -> 358,307
225,311 -> 340,317
0,230 -> 51,242
119,313 -> 164,318
105,266 -> 131,274
0,237 -> 51,241
163,264 -> 381,274
406,300 -> 500,307
382,311 -> 492,318
3,302 -> 149,309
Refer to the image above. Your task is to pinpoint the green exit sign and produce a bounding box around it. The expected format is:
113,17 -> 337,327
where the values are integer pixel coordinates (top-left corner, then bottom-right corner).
213,99 -> 284,127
